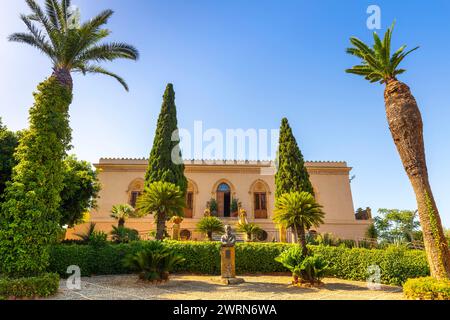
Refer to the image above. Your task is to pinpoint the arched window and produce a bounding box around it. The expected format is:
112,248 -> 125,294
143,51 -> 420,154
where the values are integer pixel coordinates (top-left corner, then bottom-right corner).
217,183 -> 231,192
184,180 -> 198,219
127,179 -> 144,208
251,181 -> 269,219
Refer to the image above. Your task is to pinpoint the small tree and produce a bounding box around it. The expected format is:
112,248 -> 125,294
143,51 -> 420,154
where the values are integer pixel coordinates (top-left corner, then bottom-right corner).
60,155 -> 101,227
274,192 -> 325,256
237,222 -> 262,242
365,223 -> 378,240
136,181 -> 185,241
374,209 -> 421,244
111,204 -> 139,228
197,216 -> 225,241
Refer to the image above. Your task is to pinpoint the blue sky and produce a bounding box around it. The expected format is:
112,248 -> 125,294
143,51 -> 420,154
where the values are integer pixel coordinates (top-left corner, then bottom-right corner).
1,0 -> 450,227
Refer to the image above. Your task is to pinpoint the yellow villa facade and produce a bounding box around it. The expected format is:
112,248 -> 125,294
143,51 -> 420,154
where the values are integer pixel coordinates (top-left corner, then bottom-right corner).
67,158 -> 372,242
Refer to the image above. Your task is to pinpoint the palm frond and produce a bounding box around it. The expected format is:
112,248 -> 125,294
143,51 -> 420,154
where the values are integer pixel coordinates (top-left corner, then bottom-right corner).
75,64 -> 130,91
346,22 -> 419,84
75,42 -> 139,64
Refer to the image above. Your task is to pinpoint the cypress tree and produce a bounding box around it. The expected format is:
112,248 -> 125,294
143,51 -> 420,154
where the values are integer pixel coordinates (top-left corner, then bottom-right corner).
145,84 -> 187,194
275,118 -> 314,198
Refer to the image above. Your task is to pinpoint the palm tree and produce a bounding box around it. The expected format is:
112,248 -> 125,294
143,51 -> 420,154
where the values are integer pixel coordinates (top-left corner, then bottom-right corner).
111,204 -> 138,228
196,216 -> 225,241
346,23 -> 450,279
237,222 -> 262,242
136,181 -> 185,241
0,0 -> 138,277
10,0 -> 139,91
274,192 -> 325,256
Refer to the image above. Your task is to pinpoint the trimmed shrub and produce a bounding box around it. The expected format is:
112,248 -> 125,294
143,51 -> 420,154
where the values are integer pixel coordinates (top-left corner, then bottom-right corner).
311,245 -> 429,285
48,242 -> 429,285
403,277 -> 450,300
0,273 -> 60,300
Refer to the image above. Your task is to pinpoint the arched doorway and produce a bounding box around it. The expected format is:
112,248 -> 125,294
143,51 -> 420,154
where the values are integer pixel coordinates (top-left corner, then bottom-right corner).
217,183 -> 231,218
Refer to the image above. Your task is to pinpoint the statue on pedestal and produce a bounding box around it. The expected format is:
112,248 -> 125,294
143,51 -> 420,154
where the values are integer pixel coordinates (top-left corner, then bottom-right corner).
221,225 -> 236,247
219,225 -> 244,285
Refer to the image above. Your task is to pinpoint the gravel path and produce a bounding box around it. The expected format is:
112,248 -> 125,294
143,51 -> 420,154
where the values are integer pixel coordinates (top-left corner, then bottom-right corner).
45,274 -> 404,300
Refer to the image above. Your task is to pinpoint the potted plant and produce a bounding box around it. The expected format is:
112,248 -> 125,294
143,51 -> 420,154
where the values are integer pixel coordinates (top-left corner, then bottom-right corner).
231,199 -> 239,217
207,199 -> 218,216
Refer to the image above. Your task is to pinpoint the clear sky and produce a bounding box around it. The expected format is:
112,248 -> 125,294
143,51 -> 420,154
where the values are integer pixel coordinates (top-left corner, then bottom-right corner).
1,0 -> 450,227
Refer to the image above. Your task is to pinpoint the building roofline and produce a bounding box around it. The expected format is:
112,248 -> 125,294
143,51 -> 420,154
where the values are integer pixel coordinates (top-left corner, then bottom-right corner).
96,158 -> 349,168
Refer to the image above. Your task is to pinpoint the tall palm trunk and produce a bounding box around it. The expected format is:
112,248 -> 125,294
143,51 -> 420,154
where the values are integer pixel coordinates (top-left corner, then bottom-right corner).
384,79 -> 450,279
156,212 -> 167,240
118,218 -> 125,228
53,67 -> 73,90
295,224 -> 308,256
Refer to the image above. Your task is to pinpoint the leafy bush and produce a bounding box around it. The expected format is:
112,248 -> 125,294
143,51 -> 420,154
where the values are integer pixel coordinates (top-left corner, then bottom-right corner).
275,246 -> 328,284
196,216 -> 224,241
294,255 -> 329,284
111,226 -> 140,244
275,245 -> 305,271
0,273 -> 60,300
48,242 -> 428,285
123,243 -> 185,281
403,277 -> 450,300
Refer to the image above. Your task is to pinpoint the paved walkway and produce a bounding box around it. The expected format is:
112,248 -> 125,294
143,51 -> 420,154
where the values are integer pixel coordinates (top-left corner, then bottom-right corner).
46,274 -> 404,300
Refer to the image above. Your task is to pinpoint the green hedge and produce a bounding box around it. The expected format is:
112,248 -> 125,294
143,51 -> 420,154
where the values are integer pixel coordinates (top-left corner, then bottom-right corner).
403,277 -> 450,300
0,273 -> 60,300
48,241 -> 429,286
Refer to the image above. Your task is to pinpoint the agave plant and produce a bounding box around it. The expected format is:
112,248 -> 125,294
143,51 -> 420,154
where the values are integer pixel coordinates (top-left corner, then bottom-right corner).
110,226 -> 140,244
123,245 -> 185,282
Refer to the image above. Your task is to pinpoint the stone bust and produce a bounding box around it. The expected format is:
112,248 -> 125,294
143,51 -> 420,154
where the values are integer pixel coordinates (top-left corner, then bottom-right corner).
221,225 -> 236,247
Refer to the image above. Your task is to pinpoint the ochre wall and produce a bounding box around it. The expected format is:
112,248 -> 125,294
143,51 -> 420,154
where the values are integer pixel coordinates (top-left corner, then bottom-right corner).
66,159 -> 371,241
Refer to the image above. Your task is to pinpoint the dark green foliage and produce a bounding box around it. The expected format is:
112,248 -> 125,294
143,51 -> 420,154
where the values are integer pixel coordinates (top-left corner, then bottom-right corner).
0,273 -> 59,300
145,84 -> 187,193
0,119 -> 19,200
275,246 -> 329,284
136,181 -> 186,241
111,226 -> 140,244
48,242 -> 429,285
275,118 -> 314,198
403,277 -> 450,300
123,245 -> 185,281
196,216 -> 225,241
60,155 -> 101,227
0,78 -> 72,277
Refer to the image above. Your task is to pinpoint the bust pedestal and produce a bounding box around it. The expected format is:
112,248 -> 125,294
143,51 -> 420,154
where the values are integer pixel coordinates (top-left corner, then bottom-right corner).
219,246 -> 244,285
